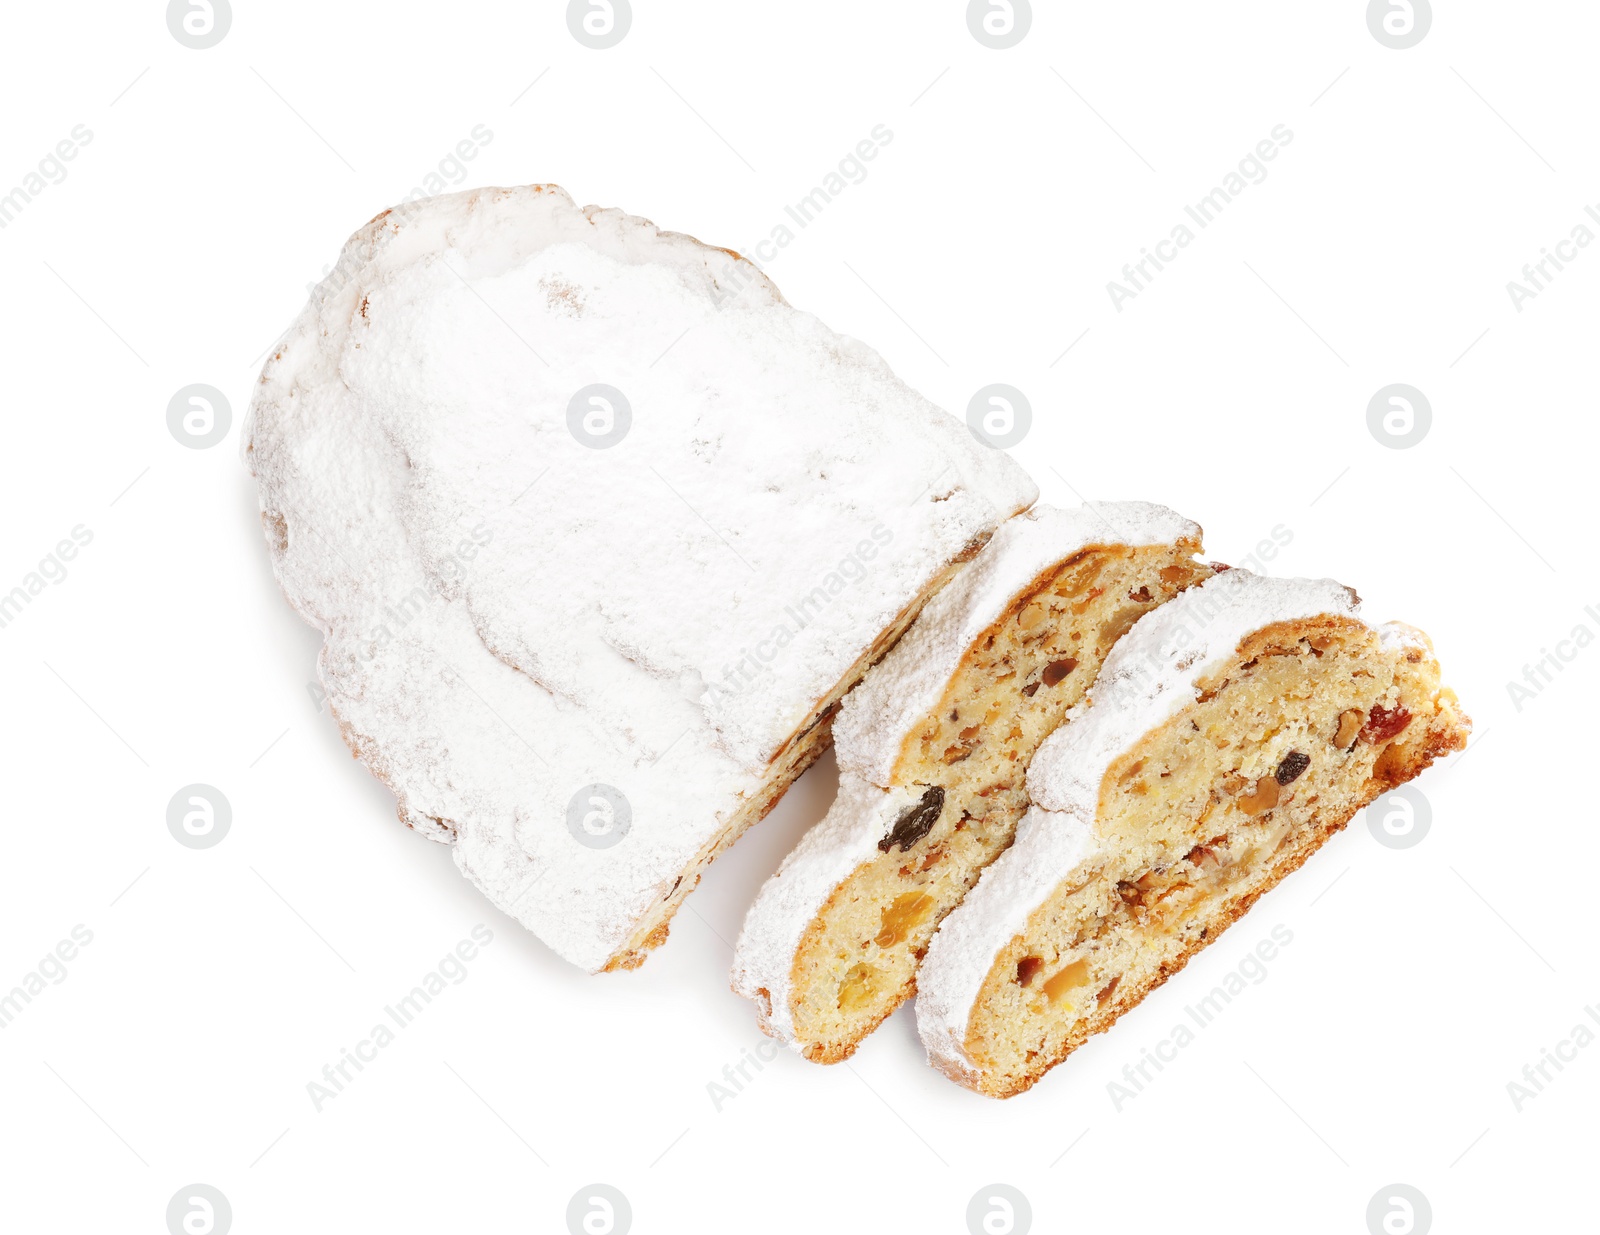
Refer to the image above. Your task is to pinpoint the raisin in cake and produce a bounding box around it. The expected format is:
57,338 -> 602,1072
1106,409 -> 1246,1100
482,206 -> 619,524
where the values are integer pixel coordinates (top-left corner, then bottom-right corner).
916,569 -> 1469,1097
732,503 -> 1210,1060
245,185 -> 1036,972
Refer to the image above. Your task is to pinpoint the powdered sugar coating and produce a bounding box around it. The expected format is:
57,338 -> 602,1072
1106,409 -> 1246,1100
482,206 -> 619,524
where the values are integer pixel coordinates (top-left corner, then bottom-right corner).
834,502 -> 1202,787
245,184 -> 1035,971
916,571 -> 1361,1074
731,502 -> 1199,1048
731,775 -> 922,1047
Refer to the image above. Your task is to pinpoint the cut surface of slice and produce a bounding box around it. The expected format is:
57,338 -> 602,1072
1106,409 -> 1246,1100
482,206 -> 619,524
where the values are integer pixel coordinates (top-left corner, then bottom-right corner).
732,503 -> 1210,1060
915,570 -> 1470,1097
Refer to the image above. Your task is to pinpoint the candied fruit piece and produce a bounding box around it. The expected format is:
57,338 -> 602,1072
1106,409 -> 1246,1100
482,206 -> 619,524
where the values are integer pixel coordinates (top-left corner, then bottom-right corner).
878,786 -> 945,852
1041,658 -> 1078,687
874,892 -> 935,947
1275,750 -> 1311,785
837,963 -> 882,1012
1043,959 -> 1091,1003
1362,705 -> 1413,744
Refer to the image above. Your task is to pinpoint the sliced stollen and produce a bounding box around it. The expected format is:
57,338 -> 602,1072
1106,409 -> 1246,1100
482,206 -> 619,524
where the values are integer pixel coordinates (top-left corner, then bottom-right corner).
732,502 -> 1210,1061
916,569 -> 1470,1097
245,184 -> 1037,972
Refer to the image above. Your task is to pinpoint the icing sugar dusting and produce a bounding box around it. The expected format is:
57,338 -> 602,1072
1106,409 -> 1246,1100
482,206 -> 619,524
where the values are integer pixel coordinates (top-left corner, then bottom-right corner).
245,185 -> 1035,971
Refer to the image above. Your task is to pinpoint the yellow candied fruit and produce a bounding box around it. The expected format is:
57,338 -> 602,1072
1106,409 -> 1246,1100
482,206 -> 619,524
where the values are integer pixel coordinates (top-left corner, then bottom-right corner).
1017,600 -> 1047,630
874,892 -> 936,947
837,963 -> 882,1012
1042,958 -> 1091,1004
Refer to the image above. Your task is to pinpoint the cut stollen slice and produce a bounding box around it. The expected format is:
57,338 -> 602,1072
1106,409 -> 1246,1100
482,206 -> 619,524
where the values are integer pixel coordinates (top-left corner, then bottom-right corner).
915,569 -> 1470,1097
731,502 -> 1211,1061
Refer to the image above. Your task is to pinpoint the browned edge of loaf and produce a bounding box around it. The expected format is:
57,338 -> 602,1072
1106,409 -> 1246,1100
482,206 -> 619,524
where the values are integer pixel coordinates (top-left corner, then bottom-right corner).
780,535 -> 1207,1062
938,635 -> 1468,1098
598,531 -> 1004,971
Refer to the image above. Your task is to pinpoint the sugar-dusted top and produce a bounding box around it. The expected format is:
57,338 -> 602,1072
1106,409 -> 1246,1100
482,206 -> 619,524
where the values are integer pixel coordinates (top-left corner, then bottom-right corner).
245,184 -> 1036,970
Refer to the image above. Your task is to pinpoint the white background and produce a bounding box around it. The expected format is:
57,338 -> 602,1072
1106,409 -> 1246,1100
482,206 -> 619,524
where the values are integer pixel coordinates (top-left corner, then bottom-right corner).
1,2 -> 1593,1232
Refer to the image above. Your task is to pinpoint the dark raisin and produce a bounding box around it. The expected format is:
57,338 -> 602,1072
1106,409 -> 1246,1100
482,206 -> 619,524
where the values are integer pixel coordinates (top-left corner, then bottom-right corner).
1128,585 -> 1153,603
1015,956 -> 1044,986
877,786 -> 945,853
1021,681 -> 1041,697
1361,705 -> 1413,744
1275,750 -> 1311,785
1041,658 -> 1078,687
1209,561 -> 1234,572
